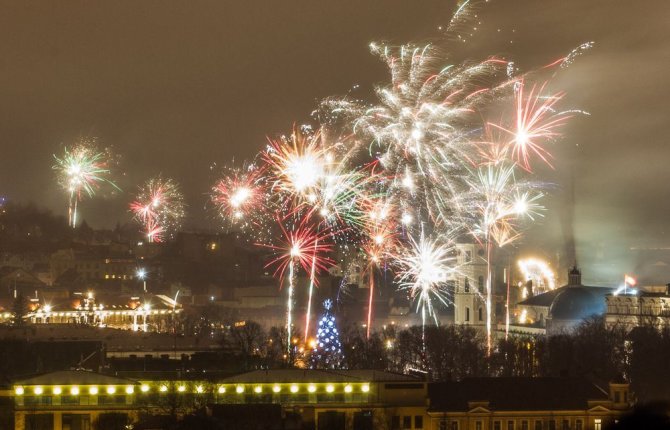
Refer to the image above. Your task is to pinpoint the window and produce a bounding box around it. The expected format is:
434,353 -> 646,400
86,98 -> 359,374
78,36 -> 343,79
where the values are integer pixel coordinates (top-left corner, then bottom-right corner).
575,420 -> 583,430
464,278 -> 470,293
466,308 -> 470,322
534,421 -> 543,430
615,391 -> 621,403
392,416 -> 400,430
415,416 -> 423,429
451,422 -> 459,430
465,251 -> 472,262
26,414 -> 54,430
62,414 -> 91,430
548,420 -> 556,430
403,416 -> 412,429
438,420 -> 447,430
522,421 -> 529,430
508,421 -> 515,430
476,421 -> 482,430
479,308 -> 483,321
594,418 -> 602,430
478,276 -> 484,290
562,420 -> 569,430
494,421 -> 502,430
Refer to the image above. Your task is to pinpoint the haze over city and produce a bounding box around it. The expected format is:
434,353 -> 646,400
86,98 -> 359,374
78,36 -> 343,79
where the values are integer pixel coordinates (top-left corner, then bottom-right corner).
0,1 -> 668,284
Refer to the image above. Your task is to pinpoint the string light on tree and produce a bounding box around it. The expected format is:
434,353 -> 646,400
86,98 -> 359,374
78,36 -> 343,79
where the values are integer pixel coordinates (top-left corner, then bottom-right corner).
311,299 -> 344,369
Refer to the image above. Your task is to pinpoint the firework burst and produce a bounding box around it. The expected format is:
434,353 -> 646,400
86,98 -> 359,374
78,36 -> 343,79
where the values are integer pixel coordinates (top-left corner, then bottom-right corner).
489,81 -> 570,171
264,127 -> 327,202
53,138 -> 119,228
130,176 -> 185,242
395,231 -> 458,347
211,164 -> 266,227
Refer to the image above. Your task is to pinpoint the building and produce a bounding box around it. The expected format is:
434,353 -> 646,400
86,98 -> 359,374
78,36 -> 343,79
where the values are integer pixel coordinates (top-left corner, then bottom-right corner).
453,243 -> 490,329
0,267 -> 46,297
512,268 -> 614,335
605,285 -> 670,330
11,370 -> 141,430
8,369 -> 428,430
0,292 -> 182,333
428,377 -> 630,430
6,369 -> 632,430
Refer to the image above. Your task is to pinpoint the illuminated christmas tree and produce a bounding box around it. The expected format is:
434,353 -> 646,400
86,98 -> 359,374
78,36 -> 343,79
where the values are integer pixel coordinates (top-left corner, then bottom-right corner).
311,299 -> 344,369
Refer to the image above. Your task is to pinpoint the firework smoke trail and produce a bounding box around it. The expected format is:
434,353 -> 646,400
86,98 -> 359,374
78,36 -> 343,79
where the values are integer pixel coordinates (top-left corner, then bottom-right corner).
53,139 -> 119,228
130,177 -> 185,242
395,231 -> 457,350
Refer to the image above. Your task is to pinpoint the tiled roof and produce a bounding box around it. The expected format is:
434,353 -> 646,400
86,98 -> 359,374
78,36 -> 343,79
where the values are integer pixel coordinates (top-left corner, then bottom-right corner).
428,378 -> 608,412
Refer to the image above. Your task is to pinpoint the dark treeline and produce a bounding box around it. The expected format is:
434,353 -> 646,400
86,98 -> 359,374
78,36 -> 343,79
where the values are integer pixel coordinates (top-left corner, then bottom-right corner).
216,317 -> 670,403
2,316 -> 670,404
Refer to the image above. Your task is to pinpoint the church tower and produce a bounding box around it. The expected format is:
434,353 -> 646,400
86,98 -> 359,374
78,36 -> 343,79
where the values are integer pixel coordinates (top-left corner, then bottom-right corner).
452,242 -> 491,329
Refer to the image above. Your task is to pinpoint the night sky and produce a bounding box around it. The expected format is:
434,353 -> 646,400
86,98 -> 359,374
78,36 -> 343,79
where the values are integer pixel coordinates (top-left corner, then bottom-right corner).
0,1 -> 668,284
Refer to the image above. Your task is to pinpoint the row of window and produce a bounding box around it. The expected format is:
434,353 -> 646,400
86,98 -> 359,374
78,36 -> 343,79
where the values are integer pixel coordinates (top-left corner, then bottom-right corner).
18,395 -> 128,407
463,307 -> 484,322
439,418 -> 601,430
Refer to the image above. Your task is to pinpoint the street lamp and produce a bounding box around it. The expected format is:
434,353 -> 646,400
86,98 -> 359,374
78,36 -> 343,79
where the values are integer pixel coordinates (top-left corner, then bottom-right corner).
136,268 -> 147,293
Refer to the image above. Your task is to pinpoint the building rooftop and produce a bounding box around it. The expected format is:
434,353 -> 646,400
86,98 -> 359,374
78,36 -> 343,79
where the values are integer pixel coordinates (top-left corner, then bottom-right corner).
14,369 -> 137,387
220,369 -> 419,384
428,377 -> 608,412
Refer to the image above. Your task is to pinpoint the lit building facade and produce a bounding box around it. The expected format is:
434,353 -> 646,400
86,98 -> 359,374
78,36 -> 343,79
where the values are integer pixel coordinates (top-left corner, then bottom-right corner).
452,243 -> 490,329
428,378 -> 630,430
9,369 -> 428,430
7,370 -> 631,430
605,286 -> 670,330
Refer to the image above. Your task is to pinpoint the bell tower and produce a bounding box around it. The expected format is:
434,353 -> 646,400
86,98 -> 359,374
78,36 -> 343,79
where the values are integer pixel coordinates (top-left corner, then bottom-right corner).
452,242 -> 490,328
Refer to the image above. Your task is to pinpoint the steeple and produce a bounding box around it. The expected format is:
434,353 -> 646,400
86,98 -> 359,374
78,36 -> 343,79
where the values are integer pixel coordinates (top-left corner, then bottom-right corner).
568,266 -> 581,287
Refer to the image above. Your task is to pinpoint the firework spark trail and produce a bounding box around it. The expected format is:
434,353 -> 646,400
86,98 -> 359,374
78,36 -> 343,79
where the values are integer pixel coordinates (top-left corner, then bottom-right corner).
518,257 -> 556,293
304,240 -> 318,342
361,206 -> 399,338
395,231 -> 458,349
130,177 -> 185,242
53,139 -> 119,228
261,219 -> 335,349
465,162 -> 544,354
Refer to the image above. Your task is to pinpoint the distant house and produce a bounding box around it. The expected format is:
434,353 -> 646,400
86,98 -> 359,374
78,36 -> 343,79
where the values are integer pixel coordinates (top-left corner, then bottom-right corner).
0,266 -> 45,296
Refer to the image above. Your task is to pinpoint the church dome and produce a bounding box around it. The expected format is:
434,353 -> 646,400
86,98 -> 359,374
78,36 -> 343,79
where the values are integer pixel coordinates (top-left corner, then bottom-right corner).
549,287 -> 604,321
